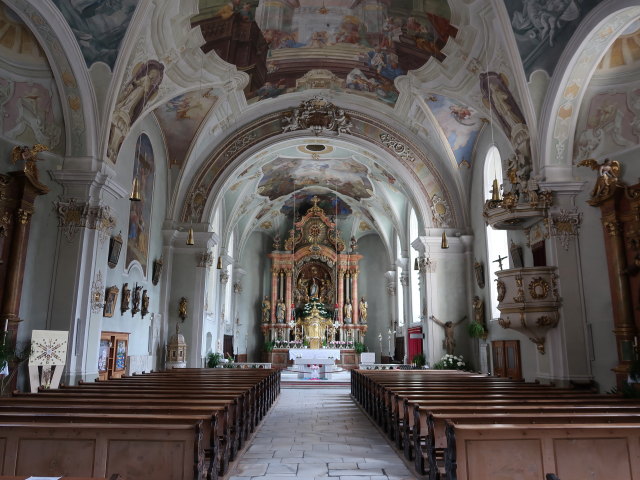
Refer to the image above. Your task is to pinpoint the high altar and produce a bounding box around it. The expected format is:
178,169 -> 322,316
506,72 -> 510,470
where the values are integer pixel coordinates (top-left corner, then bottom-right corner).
261,196 -> 367,367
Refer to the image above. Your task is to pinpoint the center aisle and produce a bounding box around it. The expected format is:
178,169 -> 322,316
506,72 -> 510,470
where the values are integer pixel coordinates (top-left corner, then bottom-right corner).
228,387 -> 417,480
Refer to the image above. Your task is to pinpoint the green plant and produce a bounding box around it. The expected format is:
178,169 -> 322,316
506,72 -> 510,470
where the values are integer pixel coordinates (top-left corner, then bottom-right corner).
467,321 -> 486,339
412,353 -> 426,368
433,354 -> 467,370
0,339 -> 32,395
354,341 -> 367,354
206,352 -> 222,368
263,340 -> 275,352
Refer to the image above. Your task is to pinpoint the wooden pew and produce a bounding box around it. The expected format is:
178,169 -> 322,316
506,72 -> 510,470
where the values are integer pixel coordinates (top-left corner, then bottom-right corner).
0,421 -> 205,480
443,421 -> 640,480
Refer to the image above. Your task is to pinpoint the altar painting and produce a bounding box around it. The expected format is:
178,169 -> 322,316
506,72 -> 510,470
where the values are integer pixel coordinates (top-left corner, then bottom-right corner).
126,134 -> 155,275
294,263 -> 335,306
198,0 -> 457,105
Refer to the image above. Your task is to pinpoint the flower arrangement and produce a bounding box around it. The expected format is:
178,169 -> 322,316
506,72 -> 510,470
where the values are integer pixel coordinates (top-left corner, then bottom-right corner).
433,354 -> 467,371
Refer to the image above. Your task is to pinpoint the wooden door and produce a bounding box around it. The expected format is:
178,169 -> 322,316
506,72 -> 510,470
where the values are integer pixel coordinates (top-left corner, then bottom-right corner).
223,334 -> 234,360
504,340 -> 522,380
492,340 -> 505,377
492,340 -> 522,380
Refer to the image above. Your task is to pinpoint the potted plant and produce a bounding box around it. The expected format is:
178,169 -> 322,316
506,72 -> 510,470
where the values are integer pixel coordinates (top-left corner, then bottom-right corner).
206,352 -> 222,368
412,353 -> 426,369
468,321 -> 487,340
262,340 -> 275,362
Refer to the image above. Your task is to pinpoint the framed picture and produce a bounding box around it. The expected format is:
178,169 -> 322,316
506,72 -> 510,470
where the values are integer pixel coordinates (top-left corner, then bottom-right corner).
108,233 -> 123,269
103,285 -> 119,318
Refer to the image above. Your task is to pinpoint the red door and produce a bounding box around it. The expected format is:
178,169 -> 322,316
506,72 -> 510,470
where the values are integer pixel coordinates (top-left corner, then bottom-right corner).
408,326 -> 423,363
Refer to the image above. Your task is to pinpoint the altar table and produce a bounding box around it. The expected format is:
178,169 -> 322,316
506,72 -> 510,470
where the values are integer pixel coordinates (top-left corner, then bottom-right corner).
289,349 -> 340,379
288,348 -> 341,360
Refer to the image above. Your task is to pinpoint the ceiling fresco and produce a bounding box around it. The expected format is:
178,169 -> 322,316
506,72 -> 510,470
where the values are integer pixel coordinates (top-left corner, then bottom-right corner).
504,0 -> 601,78
257,156 -> 374,201
280,191 -> 353,218
196,0 -> 457,105
51,0 -> 139,69
0,7 -> 64,153
426,94 -> 483,167
0,6 -> 48,66
597,21 -> 640,71
153,88 -> 218,166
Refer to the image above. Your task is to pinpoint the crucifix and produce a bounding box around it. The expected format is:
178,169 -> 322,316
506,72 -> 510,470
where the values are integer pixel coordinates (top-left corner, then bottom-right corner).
493,254 -> 508,271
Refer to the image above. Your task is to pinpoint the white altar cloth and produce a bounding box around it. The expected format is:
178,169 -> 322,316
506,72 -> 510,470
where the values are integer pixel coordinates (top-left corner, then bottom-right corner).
288,348 -> 341,361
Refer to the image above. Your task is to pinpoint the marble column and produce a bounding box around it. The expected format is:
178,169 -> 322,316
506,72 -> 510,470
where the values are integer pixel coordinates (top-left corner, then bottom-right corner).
285,270 -> 292,322
270,269 -> 278,323
352,270 -> 359,324
337,270 -> 344,323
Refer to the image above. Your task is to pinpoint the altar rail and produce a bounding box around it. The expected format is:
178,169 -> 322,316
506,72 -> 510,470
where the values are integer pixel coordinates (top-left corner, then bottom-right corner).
358,364 -> 423,370
220,363 -> 272,369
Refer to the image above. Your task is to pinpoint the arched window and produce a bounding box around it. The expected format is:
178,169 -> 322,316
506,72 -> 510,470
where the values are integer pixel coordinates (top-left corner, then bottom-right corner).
484,146 -> 509,319
396,234 -> 404,327
409,208 -> 420,323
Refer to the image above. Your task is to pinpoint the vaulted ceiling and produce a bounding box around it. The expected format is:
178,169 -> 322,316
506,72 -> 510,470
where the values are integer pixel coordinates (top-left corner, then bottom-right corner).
2,0 -> 633,253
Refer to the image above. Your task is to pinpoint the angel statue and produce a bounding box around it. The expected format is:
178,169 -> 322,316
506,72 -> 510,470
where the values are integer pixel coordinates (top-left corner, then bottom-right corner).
578,158 -> 620,203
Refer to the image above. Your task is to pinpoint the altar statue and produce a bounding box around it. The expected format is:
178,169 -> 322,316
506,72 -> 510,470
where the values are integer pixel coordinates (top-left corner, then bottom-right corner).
261,296 -> 271,323
276,300 -> 285,323
344,301 -> 353,324
309,277 -> 319,298
359,297 -> 368,323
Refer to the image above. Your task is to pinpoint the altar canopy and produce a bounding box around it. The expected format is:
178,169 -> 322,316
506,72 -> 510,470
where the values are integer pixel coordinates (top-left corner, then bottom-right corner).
262,196 -> 367,347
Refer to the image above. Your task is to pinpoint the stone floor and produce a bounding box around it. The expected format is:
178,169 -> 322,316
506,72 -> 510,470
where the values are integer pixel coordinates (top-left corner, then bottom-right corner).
226,387 -> 418,480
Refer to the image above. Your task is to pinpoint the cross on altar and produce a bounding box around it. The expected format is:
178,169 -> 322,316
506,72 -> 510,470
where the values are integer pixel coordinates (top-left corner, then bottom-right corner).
493,254 -> 508,270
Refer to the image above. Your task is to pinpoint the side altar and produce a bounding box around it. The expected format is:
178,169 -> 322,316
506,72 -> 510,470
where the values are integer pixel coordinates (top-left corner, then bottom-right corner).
260,196 -> 368,368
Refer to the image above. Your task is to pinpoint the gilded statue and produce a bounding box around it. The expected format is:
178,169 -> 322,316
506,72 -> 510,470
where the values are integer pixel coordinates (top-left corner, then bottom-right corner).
11,144 -> 50,192
359,297 -> 368,323
578,157 -> 620,204
430,315 -> 466,355
261,296 -> 271,323
178,296 -> 187,321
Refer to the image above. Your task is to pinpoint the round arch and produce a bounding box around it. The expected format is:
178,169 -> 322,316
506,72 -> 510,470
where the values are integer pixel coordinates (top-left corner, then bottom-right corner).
538,0 -> 640,180
7,0 -> 99,159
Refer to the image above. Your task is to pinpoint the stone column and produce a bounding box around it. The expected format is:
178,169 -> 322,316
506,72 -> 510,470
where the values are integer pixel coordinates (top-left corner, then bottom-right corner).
352,270 -> 359,323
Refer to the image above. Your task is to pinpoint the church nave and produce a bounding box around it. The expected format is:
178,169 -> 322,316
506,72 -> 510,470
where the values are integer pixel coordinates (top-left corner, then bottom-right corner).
228,388 -> 416,480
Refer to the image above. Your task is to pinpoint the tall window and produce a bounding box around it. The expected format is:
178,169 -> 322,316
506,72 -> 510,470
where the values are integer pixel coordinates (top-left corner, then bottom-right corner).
409,209 -> 420,323
484,146 -> 509,319
396,235 -> 404,327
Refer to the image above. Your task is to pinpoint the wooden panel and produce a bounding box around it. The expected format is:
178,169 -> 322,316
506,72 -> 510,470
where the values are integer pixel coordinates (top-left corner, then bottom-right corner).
465,438 -> 543,480
505,340 -> 522,380
106,440 -> 187,480
492,341 -> 505,377
15,438 -> 96,476
554,438 -> 632,480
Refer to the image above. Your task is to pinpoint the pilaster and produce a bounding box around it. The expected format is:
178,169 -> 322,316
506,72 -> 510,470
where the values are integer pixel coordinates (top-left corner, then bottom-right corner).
539,181 -> 592,385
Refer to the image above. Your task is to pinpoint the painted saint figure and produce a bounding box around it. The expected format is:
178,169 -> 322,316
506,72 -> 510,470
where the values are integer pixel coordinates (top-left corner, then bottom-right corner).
276,300 -> 286,323
344,301 -> 353,324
